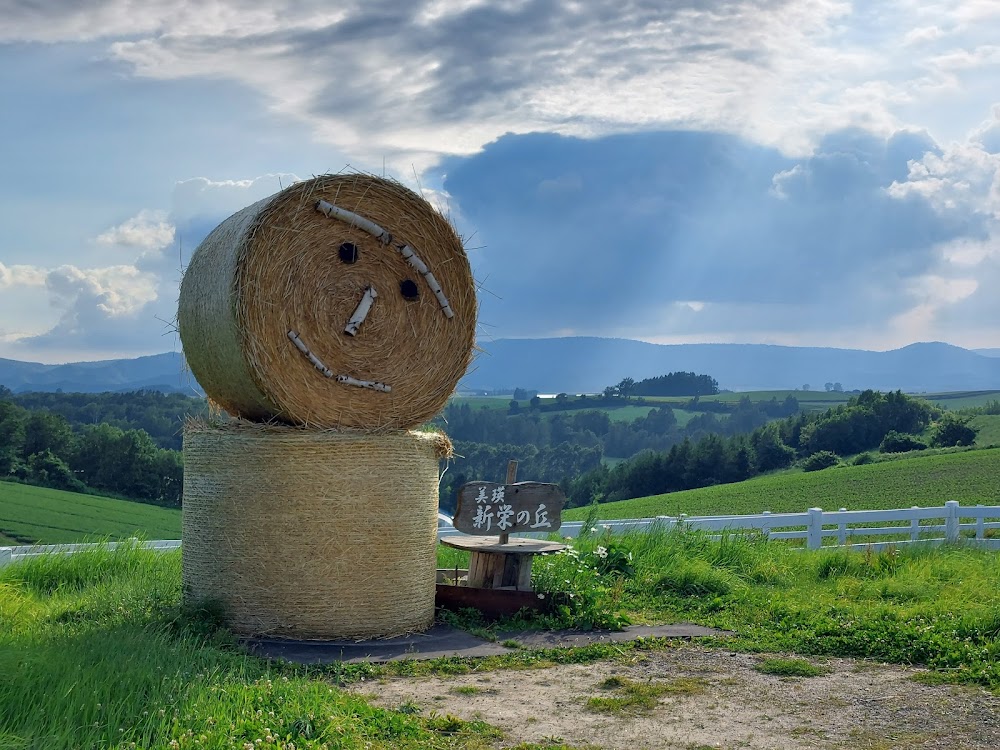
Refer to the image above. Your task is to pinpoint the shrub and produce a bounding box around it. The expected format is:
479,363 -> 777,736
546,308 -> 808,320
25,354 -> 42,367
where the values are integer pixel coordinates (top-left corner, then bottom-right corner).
852,452 -> 874,466
930,416 -> 978,448
801,451 -> 840,472
24,450 -> 86,492
879,431 -> 927,453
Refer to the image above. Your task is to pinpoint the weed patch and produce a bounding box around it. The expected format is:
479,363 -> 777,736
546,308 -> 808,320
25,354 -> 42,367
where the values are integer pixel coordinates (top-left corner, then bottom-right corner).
754,658 -> 828,677
585,676 -> 705,714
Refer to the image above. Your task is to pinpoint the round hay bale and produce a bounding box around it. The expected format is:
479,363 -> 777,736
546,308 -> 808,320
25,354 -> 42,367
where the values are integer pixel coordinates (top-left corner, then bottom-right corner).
181,419 -> 452,639
178,174 -> 476,430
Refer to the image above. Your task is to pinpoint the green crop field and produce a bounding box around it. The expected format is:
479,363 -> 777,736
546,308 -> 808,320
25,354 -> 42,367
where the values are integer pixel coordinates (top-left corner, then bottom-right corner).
565,447 -> 1000,520
0,481 -> 181,546
646,390 -> 852,413
703,389 -> 851,404
924,390 -> 1000,410
449,395 -> 512,410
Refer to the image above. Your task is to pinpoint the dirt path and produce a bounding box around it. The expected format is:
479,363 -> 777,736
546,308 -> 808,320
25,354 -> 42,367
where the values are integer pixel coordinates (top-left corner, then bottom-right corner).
353,645 -> 1000,749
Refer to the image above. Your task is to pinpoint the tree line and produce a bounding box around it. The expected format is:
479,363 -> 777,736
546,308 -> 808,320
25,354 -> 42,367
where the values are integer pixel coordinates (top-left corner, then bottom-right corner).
437,394 -> 799,459
8,389 -> 206,450
0,389 -> 187,504
563,390 -> 974,507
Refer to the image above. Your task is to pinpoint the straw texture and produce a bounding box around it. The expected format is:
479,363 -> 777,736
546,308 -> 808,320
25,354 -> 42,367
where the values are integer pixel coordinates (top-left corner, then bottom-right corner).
178,174 -> 476,430
182,419 -> 451,639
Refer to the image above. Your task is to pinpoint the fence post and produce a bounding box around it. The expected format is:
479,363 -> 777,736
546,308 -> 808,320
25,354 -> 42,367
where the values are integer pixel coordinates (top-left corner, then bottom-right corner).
945,500 -> 960,543
910,506 -> 920,542
976,505 -> 985,540
837,508 -> 847,547
0,548 -> 11,568
807,508 -> 824,550
761,510 -> 771,539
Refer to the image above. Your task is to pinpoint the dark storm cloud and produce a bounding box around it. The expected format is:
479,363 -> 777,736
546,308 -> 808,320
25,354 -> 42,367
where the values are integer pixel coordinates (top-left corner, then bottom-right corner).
439,128 -> 981,337
268,0 -> 787,128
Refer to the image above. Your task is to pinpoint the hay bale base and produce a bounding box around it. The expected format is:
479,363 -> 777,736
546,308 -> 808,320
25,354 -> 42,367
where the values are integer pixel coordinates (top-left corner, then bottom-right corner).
182,419 -> 451,639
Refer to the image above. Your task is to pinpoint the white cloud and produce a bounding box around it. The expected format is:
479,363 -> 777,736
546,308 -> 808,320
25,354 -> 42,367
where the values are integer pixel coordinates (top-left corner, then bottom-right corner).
0,262 -> 46,288
45,265 -> 158,318
889,139 -> 1000,218
0,1 -> 347,44
0,1 -> 995,174
888,275 -> 979,341
85,1 -> 895,166
96,209 -> 176,250
171,174 -> 300,222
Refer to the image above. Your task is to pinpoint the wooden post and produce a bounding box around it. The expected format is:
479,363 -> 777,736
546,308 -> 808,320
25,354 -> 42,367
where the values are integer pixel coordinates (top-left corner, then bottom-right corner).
945,500 -> 960,543
807,507 -> 824,550
499,459 -> 518,545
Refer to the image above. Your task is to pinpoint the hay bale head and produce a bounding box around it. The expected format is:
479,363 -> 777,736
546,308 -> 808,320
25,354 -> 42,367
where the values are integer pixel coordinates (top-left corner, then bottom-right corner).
182,419 -> 452,638
178,174 -> 476,429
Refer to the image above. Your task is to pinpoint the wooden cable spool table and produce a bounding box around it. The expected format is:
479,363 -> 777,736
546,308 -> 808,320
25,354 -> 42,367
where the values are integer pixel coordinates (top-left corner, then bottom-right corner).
440,536 -> 567,591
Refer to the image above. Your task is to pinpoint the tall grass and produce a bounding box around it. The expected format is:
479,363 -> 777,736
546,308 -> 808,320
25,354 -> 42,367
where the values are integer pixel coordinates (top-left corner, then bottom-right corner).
0,543 -> 501,750
4,536 -> 1000,748
564,446 -> 1000,519
539,525 -> 1000,688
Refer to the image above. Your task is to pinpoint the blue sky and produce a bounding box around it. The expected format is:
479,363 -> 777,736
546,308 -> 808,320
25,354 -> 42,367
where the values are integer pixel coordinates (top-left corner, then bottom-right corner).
1,0 -> 999,363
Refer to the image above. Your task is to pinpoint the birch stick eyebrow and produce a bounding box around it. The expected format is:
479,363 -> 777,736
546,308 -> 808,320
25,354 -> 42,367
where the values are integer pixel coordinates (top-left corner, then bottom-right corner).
315,200 -> 455,318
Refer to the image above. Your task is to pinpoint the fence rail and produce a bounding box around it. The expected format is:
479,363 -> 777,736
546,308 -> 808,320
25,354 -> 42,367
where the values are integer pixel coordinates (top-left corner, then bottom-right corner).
3,502 -> 1000,567
0,539 -> 181,568
439,500 -> 1000,552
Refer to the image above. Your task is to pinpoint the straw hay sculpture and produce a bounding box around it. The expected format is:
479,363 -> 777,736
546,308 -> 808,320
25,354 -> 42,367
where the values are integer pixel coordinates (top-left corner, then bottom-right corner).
178,174 -> 474,639
178,173 -> 476,430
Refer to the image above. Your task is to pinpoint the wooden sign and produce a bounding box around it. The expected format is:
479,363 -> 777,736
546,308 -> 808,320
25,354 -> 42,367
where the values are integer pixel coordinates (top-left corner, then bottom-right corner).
453,481 -> 564,536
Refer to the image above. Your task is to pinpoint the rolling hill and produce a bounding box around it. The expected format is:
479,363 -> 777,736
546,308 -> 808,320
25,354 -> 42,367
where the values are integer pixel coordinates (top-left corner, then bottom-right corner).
0,352 -> 197,394
462,338 -> 1000,393
0,481 -> 181,546
564,447 -> 1000,521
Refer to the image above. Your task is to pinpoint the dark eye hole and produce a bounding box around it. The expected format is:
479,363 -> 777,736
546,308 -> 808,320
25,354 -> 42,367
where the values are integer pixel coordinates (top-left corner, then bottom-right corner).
400,279 -> 419,300
339,242 -> 359,263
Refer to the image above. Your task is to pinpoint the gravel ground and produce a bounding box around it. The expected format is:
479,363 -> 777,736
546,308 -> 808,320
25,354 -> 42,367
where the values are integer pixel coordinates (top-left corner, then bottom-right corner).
354,644 -> 1000,749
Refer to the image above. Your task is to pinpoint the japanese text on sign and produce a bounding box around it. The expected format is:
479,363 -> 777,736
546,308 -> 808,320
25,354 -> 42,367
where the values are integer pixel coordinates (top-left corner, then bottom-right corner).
452,481 -> 564,536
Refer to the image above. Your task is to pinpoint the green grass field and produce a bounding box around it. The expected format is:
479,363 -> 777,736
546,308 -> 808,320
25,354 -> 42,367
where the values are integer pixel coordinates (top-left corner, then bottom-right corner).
924,390 -> 1000,410
3,536 -> 999,749
0,481 -> 181,546
643,390 -> 852,413
449,395 -> 512,410
565,447 -> 1000,520
972,414 -> 1000,447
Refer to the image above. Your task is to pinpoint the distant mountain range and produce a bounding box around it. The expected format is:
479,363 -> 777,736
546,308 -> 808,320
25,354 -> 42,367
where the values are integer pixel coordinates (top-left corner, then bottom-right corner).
0,352 -> 197,395
1,339 -> 998,395
460,338 -> 1000,394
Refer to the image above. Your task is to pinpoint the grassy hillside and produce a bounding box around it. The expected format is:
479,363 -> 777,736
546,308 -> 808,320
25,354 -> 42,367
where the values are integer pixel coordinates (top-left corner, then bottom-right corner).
971,414 -> 1000,446
0,481 -> 180,546
925,390 -> 1000,410
565,447 -> 1000,520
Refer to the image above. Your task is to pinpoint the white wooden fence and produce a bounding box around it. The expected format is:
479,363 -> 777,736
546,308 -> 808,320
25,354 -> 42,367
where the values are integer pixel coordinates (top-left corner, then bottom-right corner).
3,502 -> 1000,567
439,500 -> 1000,551
0,539 -> 180,568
